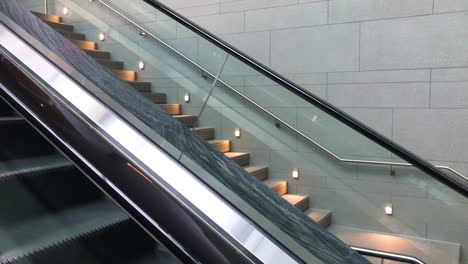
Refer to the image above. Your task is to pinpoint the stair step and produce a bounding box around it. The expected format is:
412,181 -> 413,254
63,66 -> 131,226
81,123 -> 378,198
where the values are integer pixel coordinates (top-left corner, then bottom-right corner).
0,116 -> 25,125
128,81 -> 152,92
45,21 -> 73,32
173,115 -> 198,128
191,127 -> 215,140
157,104 -> 181,115
244,166 -> 268,181
142,92 -> 166,104
0,155 -> 71,181
224,152 -> 250,166
58,30 -> 85,40
329,225 -> 461,264
263,180 -> 287,196
306,209 -> 332,228
282,194 -> 309,211
95,59 -> 124,70
83,49 -> 111,60
112,70 -> 136,81
69,39 -> 97,50
208,139 -> 230,153
31,11 -> 61,23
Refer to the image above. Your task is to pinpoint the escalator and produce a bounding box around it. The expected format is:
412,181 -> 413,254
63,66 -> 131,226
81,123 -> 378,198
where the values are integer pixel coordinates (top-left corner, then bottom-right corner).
0,0 -> 466,263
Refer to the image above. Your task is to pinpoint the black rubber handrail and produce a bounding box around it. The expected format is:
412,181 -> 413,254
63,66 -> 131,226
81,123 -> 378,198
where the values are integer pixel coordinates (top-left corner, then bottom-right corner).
142,0 -> 467,198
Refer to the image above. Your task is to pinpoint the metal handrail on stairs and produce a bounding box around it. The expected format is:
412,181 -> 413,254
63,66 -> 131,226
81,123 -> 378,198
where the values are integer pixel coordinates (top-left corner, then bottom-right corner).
352,247 -> 425,264
88,0 -> 468,187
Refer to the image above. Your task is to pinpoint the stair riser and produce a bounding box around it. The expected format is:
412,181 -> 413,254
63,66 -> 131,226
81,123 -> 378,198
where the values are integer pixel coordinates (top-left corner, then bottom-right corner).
46,21 -> 73,32
270,182 -> 287,196
128,82 -> 152,92
158,104 -> 181,115
229,154 -> 250,167
294,197 -> 310,212
191,128 -> 215,140
70,39 -> 97,50
175,116 -> 198,128
248,167 -> 268,181
112,70 -> 136,82
32,11 -> 62,23
97,60 -> 124,70
59,30 -> 85,40
143,93 -> 166,104
83,49 -> 111,60
210,141 -> 230,153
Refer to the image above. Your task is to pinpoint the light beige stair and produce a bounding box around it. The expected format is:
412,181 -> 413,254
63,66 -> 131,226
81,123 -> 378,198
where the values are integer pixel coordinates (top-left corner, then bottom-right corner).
158,104 -> 181,115
306,209 -> 332,228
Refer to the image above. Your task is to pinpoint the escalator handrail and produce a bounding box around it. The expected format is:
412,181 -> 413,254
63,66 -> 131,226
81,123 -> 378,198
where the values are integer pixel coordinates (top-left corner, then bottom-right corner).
134,0 -> 467,197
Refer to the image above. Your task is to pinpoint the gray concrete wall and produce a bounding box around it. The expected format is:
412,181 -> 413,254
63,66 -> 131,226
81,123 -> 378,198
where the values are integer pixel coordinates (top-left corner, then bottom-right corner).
16,0 -> 468,263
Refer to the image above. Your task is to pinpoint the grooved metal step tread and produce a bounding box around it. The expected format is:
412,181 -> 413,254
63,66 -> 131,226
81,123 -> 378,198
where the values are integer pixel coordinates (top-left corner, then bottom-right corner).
244,166 -> 268,181
306,209 -> 332,228
0,155 -> 72,180
281,194 -> 309,211
208,139 -> 230,153
224,152 -> 249,166
329,225 -> 461,264
262,180 -> 287,196
0,200 -> 129,263
190,127 -> 215,140
31,11 -> 61,23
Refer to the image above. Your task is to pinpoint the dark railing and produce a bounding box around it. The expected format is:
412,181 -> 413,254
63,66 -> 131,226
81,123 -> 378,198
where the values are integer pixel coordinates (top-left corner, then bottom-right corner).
142,0 -> 468,198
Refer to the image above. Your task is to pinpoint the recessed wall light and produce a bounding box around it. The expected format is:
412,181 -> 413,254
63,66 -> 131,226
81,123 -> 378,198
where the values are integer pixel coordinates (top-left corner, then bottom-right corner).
292,169 -> 299,179
99,32 -> 105,41
234,128 -> 241,138
138,61 -> 145,70
312,115 -> 318,123
63,7 -> 69,15
184,93 -> 190,103
385,203 -> 393,215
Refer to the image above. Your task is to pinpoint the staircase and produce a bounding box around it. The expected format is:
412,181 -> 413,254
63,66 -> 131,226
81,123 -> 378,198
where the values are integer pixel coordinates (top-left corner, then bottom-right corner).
23,11 -> 463,264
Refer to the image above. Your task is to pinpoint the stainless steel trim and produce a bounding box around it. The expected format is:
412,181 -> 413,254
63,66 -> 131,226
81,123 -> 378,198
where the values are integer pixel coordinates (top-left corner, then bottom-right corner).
93,0 -> 468,183
44,0 -> 48,14
0,22 -> 299,264
352,247 -> 425,264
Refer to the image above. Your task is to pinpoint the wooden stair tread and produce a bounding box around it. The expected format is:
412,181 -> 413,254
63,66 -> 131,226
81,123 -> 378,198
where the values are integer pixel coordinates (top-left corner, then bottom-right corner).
208,139 -> 230,153
224,152 -> 250,166
31,11 -> 61,23
45,21 -> 74,32
69,39 -> 97,50
157,104 -> 181,115
112,69 -> 136,81
190,127 -> 215,140
263,180 -> 287,196
244,166 -> 268,181
173,115 -> 198,128
281,194 -> 309,211
306,209 -> 332,228
329,225 -> 461,264
141,92 -> 166,104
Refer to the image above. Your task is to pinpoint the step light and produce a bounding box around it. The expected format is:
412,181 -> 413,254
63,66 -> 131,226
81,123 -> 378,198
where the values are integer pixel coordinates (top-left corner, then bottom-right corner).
138,61 -> 145,70
385,203 -> 393,215
312,115 -> 318,123
99,32 -> 105,41
63,7 -> 69,15
234,128 -> 241,138
184,93 -> 190,103
292,169 -> 299,179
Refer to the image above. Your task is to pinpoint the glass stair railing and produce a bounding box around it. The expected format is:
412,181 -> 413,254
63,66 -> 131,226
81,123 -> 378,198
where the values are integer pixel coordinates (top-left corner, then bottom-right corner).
1,0 -> 467,263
